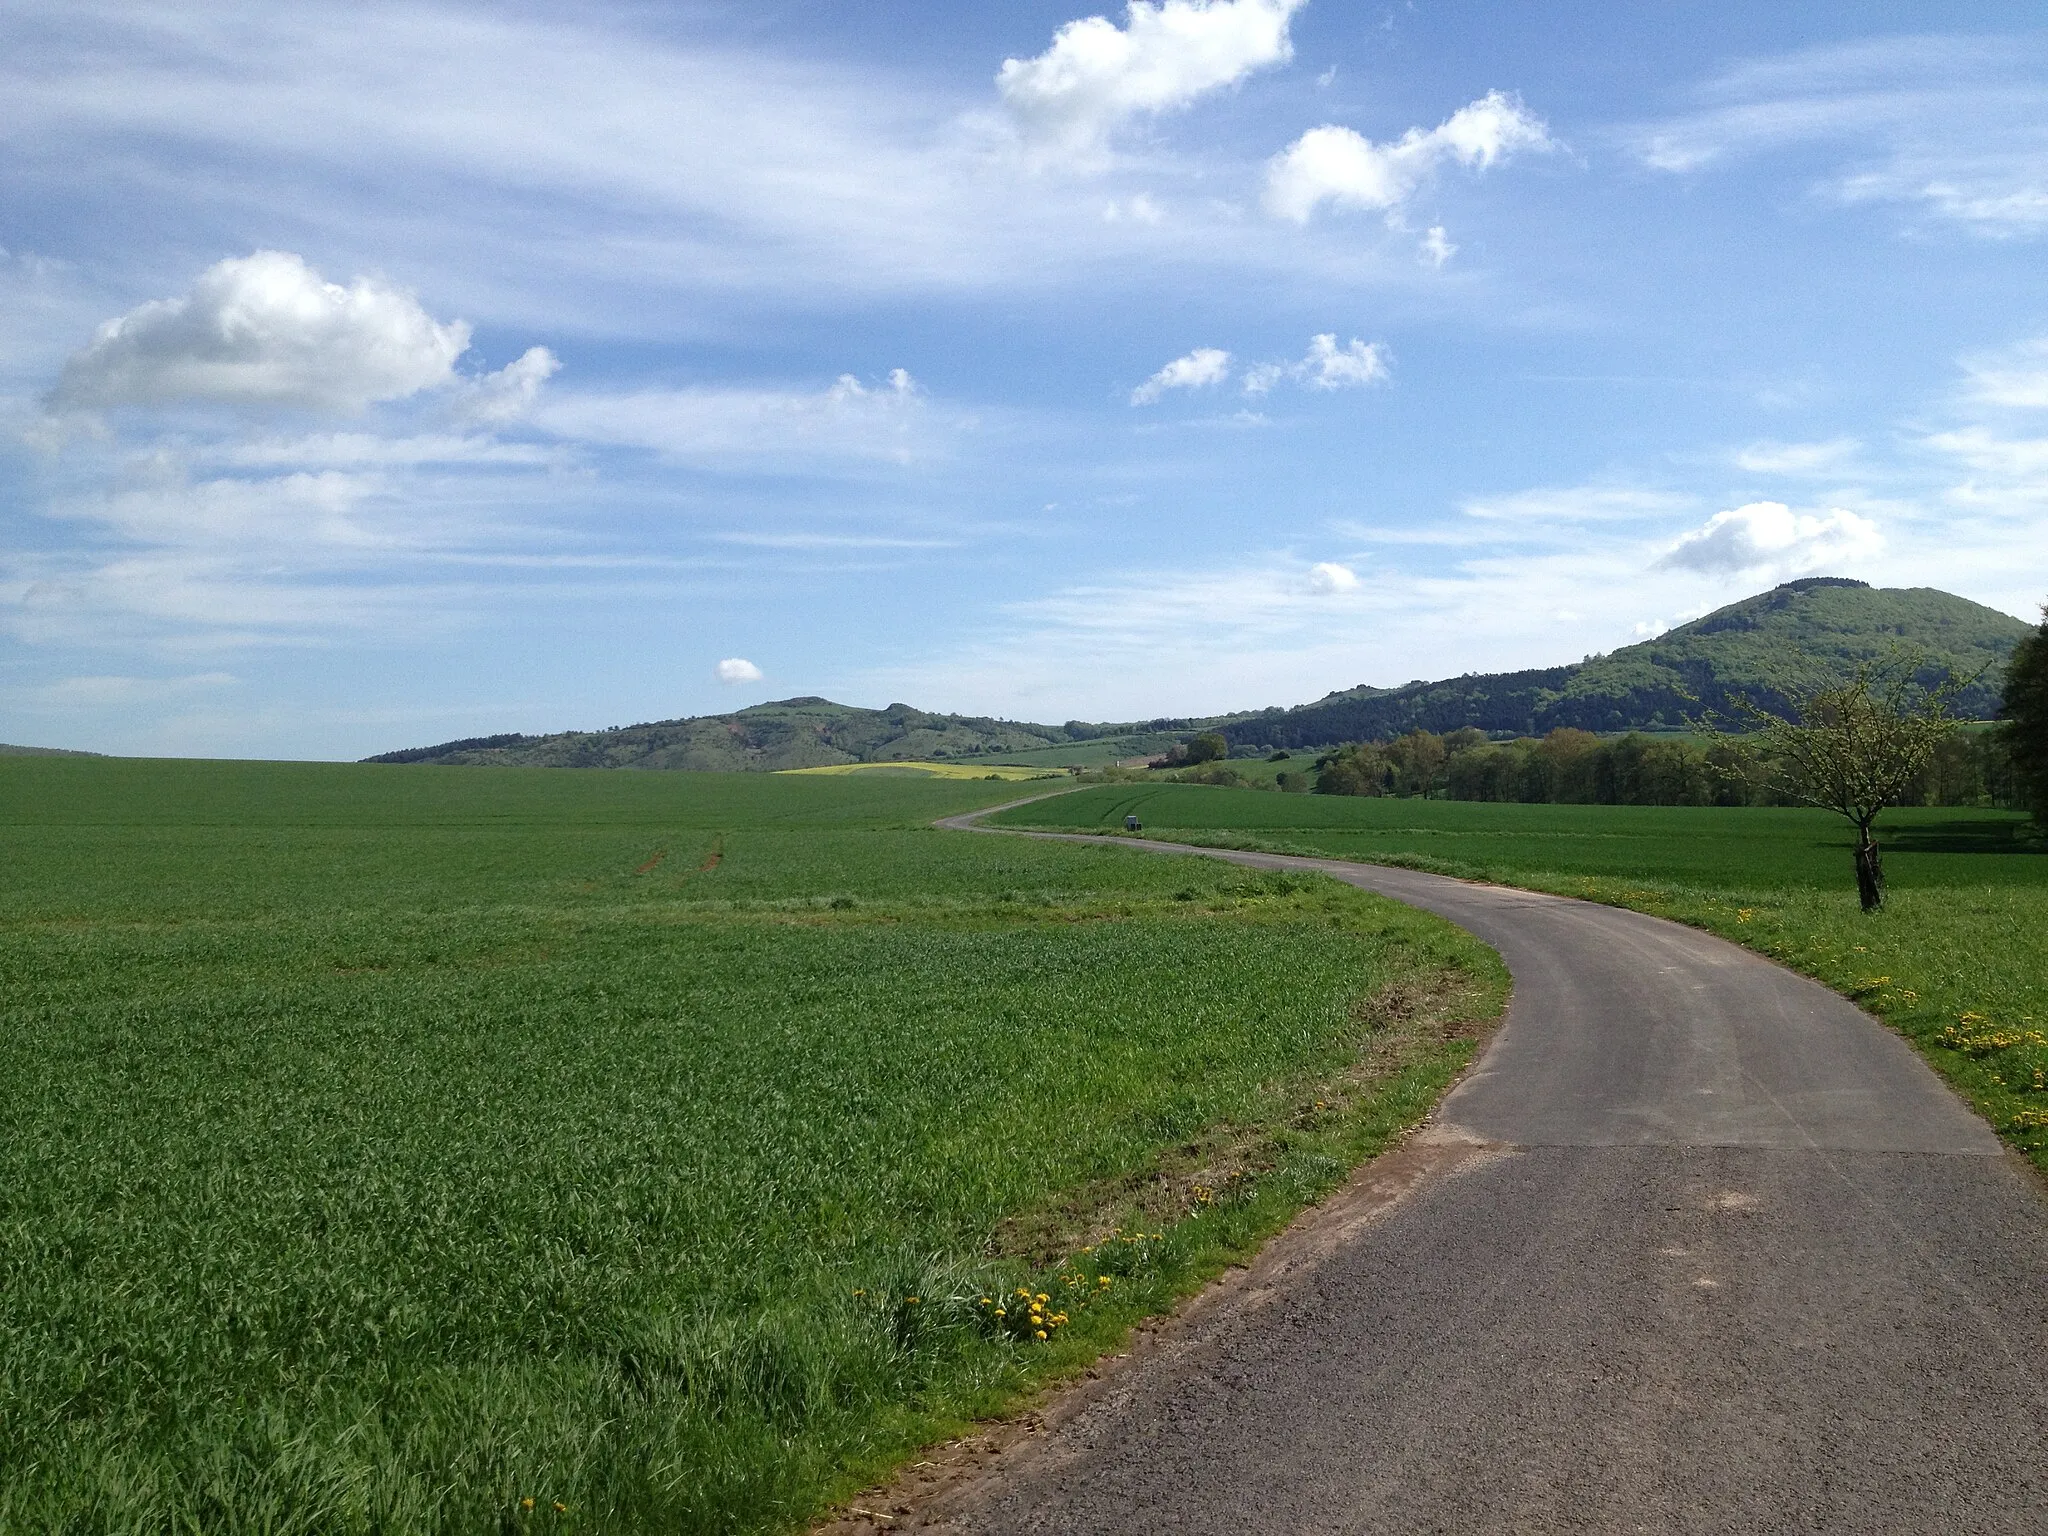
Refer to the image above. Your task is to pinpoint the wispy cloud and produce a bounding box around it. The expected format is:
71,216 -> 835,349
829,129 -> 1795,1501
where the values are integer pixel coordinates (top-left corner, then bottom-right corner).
1460,483 -> 1697,526
206,433 -> 563,469
712,531 -> 961,550
5,548 -> 470,649
529,369 -> 933,467
1959,337 -> 2048,408
1629,35 -> 2048,237
24,670 -> 237,706
51,469 -> 394,551
1924,427 -> 2048,480
1733,437 -> 1861,475
0,0 -> 1423,325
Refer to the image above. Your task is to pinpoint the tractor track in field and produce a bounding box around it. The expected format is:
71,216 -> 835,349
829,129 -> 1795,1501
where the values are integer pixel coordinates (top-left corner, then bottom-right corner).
826,798 -> 2048,1534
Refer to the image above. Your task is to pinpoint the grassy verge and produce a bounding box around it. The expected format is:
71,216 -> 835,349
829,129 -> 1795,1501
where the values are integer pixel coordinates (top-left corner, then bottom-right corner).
0,760 -> 1502,1534
994,785 -> 2048,1174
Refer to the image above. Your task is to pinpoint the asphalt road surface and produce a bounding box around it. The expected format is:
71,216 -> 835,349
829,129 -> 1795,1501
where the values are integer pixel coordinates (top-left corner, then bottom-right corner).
927,819 -> 2048,1535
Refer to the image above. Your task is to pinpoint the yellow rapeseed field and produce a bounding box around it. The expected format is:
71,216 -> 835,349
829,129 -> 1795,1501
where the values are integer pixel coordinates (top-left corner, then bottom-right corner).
778,761 -> 1065,781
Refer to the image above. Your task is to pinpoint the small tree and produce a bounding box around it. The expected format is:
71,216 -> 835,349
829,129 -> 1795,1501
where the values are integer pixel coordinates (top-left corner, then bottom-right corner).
1713,655 -> 1965,911
1534,727 -> 1603,803
1385,729 -> 1448,797
1314,742 -> 1390,796
2000,605 -> 2048,826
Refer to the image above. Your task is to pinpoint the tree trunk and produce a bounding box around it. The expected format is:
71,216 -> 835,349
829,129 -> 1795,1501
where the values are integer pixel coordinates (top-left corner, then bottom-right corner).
1854,821 -> 1885,912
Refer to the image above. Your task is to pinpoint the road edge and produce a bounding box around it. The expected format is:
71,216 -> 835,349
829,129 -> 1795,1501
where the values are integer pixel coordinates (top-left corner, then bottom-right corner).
800,794 -> 1518,1534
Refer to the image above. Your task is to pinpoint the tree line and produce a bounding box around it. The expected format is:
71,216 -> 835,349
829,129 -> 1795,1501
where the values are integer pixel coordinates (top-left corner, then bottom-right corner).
1313,723 -> 2031,811
1311,611 -> 2048,832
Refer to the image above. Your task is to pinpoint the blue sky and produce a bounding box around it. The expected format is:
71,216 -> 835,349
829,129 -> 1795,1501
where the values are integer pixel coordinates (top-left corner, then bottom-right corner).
4,0 -> 2047,758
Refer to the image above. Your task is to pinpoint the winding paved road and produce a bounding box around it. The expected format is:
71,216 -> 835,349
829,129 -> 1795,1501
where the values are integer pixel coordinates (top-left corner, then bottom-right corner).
924,814 -> 2048,1534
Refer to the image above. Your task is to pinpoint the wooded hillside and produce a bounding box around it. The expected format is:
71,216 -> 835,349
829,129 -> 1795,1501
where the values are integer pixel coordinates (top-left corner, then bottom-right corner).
1216,580 -> 2030,750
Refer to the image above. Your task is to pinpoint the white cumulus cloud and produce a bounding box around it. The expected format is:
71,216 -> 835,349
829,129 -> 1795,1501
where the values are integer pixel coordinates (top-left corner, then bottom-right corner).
828,367 -> 919,403
1131,346 -> 1231,404
1306,560 -> 1358,592
1300,334 -> 1388,389
1263,90 -> 1552,225
716,657 -> 764,684
1231,335 -> 1390,397
1657,501 -> 1883,575
1239,361 -> 1284,396
51,251 -> 471,413
461,346 -> 561,424
998,0 -> 1305,165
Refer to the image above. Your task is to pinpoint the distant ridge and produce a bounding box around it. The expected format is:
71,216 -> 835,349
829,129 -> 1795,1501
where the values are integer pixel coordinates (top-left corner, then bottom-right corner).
1213,580 -> 2030,750
365,697 -> 1188,772
0,742 -> 101,757
366,580 -> 2034,769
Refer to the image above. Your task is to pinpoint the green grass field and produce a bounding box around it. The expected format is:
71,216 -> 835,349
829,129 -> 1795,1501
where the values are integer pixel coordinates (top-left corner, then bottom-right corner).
998,784 -> 2048,1168
0,759 -> 1502,1535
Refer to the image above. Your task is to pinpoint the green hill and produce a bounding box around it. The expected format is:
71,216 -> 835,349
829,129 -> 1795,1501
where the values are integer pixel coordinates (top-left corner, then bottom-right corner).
365,697 -> 1185,771
1215,580 -> 2032,749
0,743 -> 100,757
368,581 -> 2033,769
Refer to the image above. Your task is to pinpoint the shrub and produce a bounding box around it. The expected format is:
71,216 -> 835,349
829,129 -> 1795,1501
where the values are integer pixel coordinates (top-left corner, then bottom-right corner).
1315,743 -> 1390,796
2002,606 -> 2048,825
